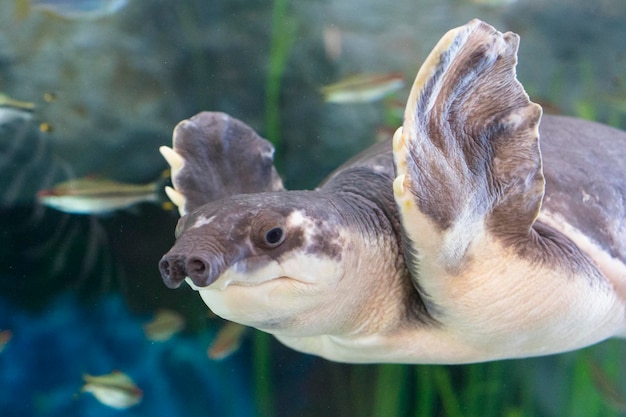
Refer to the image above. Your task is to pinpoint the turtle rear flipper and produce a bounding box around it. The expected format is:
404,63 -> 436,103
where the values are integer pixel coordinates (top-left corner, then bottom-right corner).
160,112 -> 284,215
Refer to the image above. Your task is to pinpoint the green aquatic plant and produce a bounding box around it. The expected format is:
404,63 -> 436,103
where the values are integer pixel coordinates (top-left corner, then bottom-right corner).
253,331 -> 274,417
264,0 -> 297,152
336,344 -> 624,417
373,364 -> 409,416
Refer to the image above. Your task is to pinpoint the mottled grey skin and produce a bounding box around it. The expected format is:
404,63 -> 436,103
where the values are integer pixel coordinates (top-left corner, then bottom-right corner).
159,20 -> 626,363
540,117 -> 626,264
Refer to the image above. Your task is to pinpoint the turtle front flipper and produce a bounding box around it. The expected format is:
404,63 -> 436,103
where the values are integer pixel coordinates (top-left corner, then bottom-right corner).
393,20 -> 543,278
159,112 -> 284,215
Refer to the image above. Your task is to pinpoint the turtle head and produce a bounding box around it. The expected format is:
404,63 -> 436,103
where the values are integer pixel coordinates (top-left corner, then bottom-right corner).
158,191 -> 358,335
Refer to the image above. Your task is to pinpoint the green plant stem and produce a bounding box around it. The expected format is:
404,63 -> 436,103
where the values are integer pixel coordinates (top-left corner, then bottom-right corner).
433,366 -> 462,417
253,331 -> 274,417
265,0 -> 297,150
372,364 -> 408,416
414,366 -> 436,417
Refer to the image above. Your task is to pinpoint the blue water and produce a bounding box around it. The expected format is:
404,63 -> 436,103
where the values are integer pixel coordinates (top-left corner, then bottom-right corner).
0,293 -> 255,417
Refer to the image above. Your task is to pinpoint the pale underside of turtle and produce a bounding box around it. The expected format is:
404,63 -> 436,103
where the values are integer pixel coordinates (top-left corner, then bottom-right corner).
158,19 -> 626,364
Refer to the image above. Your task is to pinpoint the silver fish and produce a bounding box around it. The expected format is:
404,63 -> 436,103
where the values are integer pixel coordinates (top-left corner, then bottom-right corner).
320,72 -> 405,103
82,371 -> 143,409
37,177 -> 162,215
16,0 -> 128,20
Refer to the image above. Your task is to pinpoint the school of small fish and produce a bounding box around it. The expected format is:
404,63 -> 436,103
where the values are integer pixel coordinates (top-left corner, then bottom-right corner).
0,94 -> 249,411
79,316 -> 248,409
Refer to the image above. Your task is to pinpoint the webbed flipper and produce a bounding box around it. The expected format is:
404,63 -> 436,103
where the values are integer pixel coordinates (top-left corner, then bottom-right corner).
160,112 -> 284,215
393,20 -> 543,286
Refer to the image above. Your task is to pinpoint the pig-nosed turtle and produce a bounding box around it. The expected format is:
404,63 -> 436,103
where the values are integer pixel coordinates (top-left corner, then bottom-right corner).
158,19 -> 626,364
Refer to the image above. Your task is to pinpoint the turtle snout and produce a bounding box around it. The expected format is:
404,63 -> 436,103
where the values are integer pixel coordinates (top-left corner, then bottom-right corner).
159,252 -> 218,289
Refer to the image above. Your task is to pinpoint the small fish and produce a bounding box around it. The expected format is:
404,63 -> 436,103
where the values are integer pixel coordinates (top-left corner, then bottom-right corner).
207,321 -> 247,360
0,330 -> 12,353
82,371 -> 143,409
0,93 -> 35,111
320,72 -> 405,104
15,0 -> 128,20
37,177 -> 162,215
143,309 -> 185,342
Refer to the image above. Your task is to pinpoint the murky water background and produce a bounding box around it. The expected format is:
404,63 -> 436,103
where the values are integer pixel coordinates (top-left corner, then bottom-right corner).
1,0 -> 625,416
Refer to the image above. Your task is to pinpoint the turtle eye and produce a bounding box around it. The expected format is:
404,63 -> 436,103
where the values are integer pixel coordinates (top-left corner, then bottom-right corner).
252,212 -> 286,249
264,227 -> 285,248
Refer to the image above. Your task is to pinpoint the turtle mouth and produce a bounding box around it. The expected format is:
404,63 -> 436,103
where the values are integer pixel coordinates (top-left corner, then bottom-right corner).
184,274 -> 293,291
182,256 -> 295,291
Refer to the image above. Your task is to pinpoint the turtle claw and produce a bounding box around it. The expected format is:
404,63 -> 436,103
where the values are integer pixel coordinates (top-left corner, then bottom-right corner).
164,186 -> 185,213
392,127 -> 407,172
391,127 -> 410,199
392,174 -> 406,196
159,146 -> 184,176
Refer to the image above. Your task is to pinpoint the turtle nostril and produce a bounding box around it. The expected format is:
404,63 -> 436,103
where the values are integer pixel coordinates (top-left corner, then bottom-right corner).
186,256 -> 211,285
159,259 -> 171,276
188,258 -> 206,274
159,255 -> 186,289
